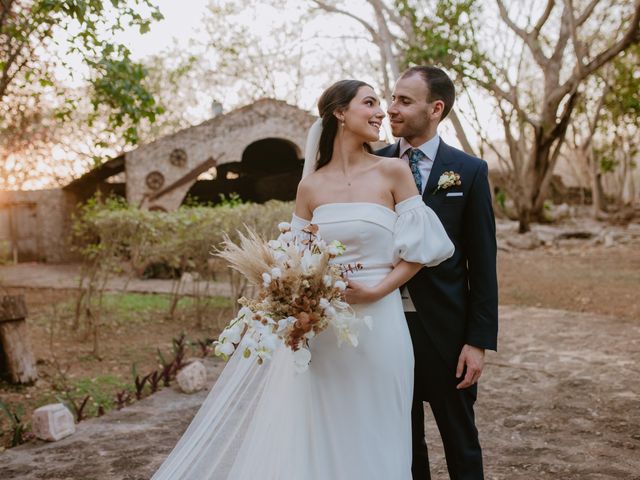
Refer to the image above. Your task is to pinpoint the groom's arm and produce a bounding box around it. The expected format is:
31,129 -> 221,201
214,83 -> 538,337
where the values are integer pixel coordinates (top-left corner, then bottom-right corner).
463,160 -> 499,351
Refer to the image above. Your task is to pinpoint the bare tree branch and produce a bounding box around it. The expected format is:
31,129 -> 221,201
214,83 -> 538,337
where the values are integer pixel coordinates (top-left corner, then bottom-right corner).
549,3 -> 572,66
580,0 -> 640,77
496,0 -> 549,66
533,0 -> 555,35
311,0 -> 382,44
576,0 -> 600,26
565,0 -> 587,76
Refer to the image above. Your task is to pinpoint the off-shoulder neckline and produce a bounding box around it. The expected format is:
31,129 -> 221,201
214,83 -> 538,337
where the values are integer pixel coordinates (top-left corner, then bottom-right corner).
311,194 -> 421,216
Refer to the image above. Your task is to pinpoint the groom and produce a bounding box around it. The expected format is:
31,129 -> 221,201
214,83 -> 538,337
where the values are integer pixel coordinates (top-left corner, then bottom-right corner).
376,66 -> 498,479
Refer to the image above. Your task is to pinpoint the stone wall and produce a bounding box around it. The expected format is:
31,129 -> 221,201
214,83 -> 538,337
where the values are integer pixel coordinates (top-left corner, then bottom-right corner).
0,189 -> 75,263
126,99 -> 315,211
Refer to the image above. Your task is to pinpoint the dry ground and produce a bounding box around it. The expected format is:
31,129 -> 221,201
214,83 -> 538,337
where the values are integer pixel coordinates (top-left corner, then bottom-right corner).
0,228 -> 639,479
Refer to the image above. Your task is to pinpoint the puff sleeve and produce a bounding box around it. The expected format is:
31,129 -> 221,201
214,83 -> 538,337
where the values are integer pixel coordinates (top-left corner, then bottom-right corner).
393,195 -> 454,267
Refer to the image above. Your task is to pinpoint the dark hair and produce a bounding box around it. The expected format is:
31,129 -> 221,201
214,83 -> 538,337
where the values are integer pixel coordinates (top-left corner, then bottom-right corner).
315,79 -> 372,170
401,66 -> 455,120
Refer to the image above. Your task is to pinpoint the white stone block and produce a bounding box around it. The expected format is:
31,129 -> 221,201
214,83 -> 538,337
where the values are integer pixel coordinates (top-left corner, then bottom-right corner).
176,361 -> 207,393
32,403 -> 75,441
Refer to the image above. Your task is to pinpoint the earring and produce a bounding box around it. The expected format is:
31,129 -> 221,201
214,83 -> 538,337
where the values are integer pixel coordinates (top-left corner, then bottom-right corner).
341,120 -> 345,127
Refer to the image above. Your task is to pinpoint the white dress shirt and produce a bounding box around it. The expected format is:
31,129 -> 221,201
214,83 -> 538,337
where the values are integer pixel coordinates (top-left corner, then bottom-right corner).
398,133 -> 441,311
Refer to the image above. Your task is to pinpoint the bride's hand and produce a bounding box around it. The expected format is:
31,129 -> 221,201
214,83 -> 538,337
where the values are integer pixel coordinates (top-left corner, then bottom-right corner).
344,280 -> 380,304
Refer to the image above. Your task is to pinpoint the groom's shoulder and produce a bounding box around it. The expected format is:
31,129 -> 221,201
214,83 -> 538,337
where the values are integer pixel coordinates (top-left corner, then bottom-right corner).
374,142 -> 399,158
442,142 -> 486,172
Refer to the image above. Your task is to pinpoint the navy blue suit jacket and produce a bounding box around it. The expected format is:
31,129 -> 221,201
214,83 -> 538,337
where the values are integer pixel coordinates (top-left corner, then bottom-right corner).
377,140 -> 498,370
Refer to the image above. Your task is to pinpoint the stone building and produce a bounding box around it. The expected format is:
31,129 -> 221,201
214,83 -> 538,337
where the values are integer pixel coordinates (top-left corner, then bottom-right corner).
0,99 -> 316,262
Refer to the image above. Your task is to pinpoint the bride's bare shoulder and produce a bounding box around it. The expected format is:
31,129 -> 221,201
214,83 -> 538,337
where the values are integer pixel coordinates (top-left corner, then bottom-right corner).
375,155 -> 411,177
296,170 -> 326,202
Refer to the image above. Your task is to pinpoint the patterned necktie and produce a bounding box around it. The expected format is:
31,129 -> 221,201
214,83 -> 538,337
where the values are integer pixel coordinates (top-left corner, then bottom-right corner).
408,148 -> 425,193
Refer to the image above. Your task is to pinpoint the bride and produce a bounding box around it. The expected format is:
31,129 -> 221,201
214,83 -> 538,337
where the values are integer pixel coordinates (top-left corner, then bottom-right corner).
151,80 -> 454,479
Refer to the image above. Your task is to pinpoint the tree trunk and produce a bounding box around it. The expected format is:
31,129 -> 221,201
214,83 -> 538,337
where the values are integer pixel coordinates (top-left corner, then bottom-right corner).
0,295 -> 37,384
590,153 -> 606,217
517,205 -> 531,233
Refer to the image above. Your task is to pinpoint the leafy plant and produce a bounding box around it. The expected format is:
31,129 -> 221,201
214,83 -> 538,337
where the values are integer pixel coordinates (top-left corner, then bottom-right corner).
172,334 -> 187,371
132,363 -> 152,401
148,370 -> 161,393
56,394 -> 91,423
115,390 -> 132,410
196,338 -> 213,358
0,401 -> 29,447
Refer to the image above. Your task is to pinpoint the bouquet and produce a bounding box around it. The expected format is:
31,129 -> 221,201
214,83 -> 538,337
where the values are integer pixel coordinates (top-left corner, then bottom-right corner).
214,221 -> 371,372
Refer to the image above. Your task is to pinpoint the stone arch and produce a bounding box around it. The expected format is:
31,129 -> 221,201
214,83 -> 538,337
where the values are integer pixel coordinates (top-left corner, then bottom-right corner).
241,138 -> 301,175
182,137 -> 303,205
125,99 -> 315,211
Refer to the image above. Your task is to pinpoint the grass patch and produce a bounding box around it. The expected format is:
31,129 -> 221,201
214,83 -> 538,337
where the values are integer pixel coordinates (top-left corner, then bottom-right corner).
31,292 -> 233,326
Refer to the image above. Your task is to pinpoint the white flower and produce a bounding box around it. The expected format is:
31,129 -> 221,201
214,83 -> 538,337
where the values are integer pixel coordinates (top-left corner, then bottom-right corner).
251,319 -> 271,335
319,298 -> 337,317
237,306 -> 253,322
273,251 -> 287,264
278,231 -> 293,243
363,315 -> 373,329
278,222 -> 291,232
277,316 -> 296,333
257,333 -> 279,352
262,272 -> 272,287
300,249 -> 321,274
334,280 -> 347,291
270,267 -> 282,279
214,341 -> 235,357
292,348 -> 311,373
323,275 -> 333,287
220,324 -> 242,344
268,239 -> 282,250
243,336 -> 257,350
434,171 -> 461,193
327,240 -> 346,256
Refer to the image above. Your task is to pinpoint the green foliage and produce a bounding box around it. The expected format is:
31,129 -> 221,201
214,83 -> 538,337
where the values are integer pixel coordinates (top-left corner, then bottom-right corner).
71,375 -> 129,416
217,192 -> 245,208
72,196 -> 294,277
495,189 -> 507,210
599,155 -> 617,173
0,401 -> 28,447
398,0 -> 485,78
0,0 -> 164,146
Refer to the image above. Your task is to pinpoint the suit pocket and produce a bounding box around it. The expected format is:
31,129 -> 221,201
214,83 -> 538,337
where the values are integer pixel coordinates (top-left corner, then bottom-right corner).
442,193 -> 465,205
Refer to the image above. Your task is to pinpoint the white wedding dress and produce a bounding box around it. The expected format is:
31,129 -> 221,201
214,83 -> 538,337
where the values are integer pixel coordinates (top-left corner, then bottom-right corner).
151,195 -> 453,480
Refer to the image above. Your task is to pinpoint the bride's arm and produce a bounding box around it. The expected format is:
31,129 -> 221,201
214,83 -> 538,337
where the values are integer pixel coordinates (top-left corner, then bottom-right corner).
294,175 -> 314,220
345,260 -> 421,304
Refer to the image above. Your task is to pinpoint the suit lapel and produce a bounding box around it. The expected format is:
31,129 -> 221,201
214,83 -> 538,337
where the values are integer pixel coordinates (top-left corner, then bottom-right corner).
390,141 -> 401,158
424,141 -> 455,204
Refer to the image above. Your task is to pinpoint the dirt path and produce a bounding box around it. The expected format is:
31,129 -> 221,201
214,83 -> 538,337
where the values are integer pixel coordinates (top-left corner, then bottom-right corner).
1,305 -> 638,479
0,262 -> 231,297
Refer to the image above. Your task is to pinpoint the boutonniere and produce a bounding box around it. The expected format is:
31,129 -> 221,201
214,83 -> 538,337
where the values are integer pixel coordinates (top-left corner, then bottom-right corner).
433,171 -> 461,194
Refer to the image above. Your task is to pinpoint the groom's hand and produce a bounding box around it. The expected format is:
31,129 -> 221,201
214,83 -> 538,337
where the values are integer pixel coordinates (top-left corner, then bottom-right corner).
456,344 -> 485,389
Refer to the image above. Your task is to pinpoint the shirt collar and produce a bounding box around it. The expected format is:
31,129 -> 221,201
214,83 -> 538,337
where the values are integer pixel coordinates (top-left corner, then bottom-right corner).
399,133 -> 440,161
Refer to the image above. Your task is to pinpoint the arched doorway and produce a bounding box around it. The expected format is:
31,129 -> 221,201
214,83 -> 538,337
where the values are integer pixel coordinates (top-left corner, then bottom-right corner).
182,138 -> 303,205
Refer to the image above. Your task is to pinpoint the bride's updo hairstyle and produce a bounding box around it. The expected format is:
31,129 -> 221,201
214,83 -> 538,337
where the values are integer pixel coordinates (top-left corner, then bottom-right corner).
316,79 -> 373,170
